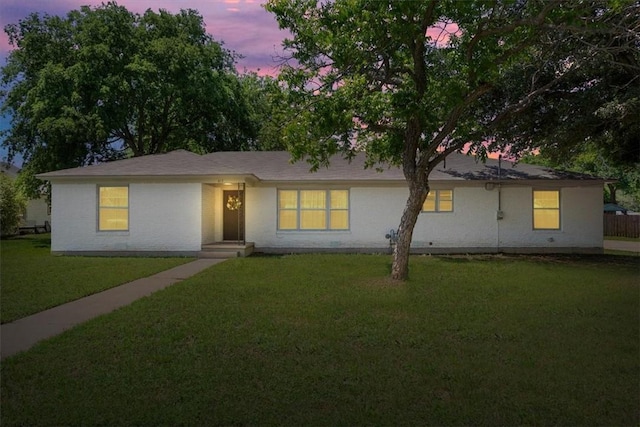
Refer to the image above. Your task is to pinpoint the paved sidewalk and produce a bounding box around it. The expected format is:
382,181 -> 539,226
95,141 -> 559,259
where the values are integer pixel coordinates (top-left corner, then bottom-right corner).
604,239 -> 640,253
1,258 -> 225,360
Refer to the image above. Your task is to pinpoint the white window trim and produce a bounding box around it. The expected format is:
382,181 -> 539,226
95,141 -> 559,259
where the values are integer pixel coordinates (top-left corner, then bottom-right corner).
422,189 -> 454,213
277,189 -> 350,231
97,185 -> 130,232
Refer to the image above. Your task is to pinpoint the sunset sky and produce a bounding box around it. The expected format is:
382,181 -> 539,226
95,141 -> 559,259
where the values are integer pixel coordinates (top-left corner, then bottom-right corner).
0,0 -> 289,162
0,1 -> 463,164
0,0 -> 288,74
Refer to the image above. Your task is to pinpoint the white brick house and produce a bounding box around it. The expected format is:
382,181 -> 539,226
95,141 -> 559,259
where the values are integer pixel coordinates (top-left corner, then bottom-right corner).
37,150 -> 604,256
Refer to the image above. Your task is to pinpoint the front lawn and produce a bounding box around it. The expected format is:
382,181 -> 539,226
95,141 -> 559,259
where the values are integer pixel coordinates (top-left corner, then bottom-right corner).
2,254 -> 638,426
0,234 -> 193,323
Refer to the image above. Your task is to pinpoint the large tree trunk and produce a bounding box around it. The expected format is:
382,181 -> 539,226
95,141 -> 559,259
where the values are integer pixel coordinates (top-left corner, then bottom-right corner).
391,180 -> 429,281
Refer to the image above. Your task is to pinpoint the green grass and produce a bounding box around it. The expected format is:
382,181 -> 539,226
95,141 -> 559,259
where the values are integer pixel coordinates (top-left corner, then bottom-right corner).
2,254 -> 638,426
0,234 -> 193,323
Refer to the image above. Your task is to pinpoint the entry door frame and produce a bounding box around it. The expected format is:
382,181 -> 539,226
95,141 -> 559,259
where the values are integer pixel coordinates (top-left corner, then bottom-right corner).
222,184 -> 245,243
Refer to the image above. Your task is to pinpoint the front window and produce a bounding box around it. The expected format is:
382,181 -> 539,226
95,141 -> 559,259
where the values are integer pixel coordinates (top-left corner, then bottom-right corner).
423,189 -> 453,212
278,189 -> 349,230
98,186 -> 129,231
533,190 -> 560,229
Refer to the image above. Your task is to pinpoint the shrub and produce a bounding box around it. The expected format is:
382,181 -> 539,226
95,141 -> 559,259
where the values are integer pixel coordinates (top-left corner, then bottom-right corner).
0,173 -> 26,236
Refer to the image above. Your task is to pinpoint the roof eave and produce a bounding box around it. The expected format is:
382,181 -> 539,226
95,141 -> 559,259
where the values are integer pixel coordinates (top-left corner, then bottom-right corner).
37,173 -> 259,184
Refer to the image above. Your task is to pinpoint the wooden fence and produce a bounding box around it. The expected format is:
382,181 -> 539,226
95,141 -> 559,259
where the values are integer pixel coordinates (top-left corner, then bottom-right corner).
604,215 -> 640,238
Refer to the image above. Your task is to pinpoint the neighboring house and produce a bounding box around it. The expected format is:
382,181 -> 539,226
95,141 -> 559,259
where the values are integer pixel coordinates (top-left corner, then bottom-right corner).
0,162 -> 21,179
37,150 -> 604,256
1,162 -> 51,228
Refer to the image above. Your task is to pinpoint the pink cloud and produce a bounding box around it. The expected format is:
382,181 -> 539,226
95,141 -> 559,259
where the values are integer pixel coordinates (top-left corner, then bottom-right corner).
426,22 -> 460,46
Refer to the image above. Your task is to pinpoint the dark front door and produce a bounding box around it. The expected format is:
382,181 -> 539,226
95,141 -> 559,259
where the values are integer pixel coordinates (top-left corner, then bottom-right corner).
223,190 -> 244,241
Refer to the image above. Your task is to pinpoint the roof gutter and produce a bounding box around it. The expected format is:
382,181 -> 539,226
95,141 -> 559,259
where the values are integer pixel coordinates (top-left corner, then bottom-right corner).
35,173 -> 260,185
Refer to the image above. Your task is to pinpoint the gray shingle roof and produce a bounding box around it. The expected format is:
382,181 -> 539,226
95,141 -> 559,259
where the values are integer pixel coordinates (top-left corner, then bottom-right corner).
37,149 -> 602,182
37,150 -> 244,178
202,151 -> 405,181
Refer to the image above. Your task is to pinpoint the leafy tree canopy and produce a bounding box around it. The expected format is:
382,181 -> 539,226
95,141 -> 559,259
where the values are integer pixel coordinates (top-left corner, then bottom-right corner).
523,142 -> 640,211
1,2 -> 258,196
265,0 -> 638,280
485,3 -> 639,166
239,72 -> 290,151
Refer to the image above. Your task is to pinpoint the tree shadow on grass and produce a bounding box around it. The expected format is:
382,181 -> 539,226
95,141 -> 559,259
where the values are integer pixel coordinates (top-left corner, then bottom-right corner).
435,253 -> 640,269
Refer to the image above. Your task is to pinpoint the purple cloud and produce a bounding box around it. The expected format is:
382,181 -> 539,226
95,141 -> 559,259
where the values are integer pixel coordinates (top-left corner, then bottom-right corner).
0,0 -> 288,75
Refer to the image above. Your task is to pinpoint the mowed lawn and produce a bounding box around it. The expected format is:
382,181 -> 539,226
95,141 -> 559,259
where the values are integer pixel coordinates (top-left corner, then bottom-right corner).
0,234 -> 193,323
1,254 -> 638,426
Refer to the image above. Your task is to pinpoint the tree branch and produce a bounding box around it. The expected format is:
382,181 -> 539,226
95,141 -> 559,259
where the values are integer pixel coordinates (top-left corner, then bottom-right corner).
488,64 -> 583,131
421,83 -> 493,169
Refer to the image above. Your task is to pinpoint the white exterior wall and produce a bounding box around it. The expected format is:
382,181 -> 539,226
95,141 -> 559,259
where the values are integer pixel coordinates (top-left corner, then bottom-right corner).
247,183 -> 603,252
246,186 -> 407,249
51,182 -> 202,253
413,186 -> 499,249
245,186 -> 278,244
50,180 -> 603,254
201,184 -> 216,244
497,185 -> 603,249
213,186 -> 224,242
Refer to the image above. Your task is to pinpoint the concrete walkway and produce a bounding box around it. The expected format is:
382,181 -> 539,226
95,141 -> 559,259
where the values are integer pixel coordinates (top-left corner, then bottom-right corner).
604,239 -> 640,253
1,258 -> 225,360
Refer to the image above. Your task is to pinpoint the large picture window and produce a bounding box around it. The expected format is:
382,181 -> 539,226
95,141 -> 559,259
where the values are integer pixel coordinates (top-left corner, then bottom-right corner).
533,190 -> 560,230
98,186 -> 129,231
278,190 -> 349,230
422,189 -> 453,212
